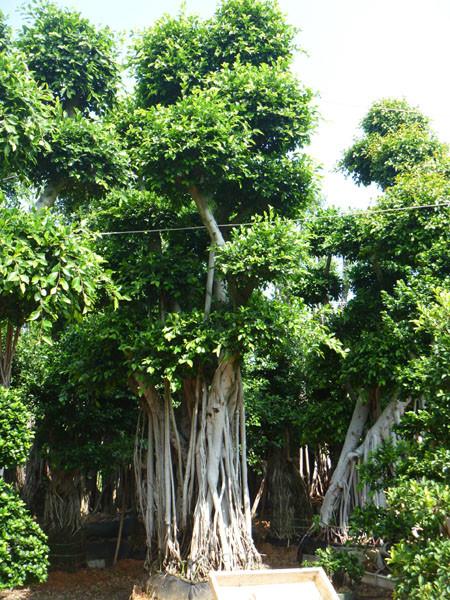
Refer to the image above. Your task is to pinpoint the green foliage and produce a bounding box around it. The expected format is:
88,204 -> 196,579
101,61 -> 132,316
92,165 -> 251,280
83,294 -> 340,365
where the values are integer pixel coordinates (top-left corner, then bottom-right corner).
211,0 -> 296,67
0,49 -> 52,179
0,480 -> 48,589
308,164 -> 449,393
131,68 -> 315,211
133,86 -> 254,195
37,111 -> 130,208
0,387 -> 33,468
208,61 -> 315,154
0,11 -> 11,51
18,1 -> 119,114
341,98 -> 445,189
352,480 -> 450,599
133,12 -> 209,107
128,0 -> 316,220
352,480 -> 450,544
304,546 -> 364,589
217,210 -> 309,298
132,0 -> 296,108
90,189 -> 207,310
389,539 -> 450,599
360,98 -> 431,137
0,206 -> 120,334
127,292 -> 339,391
243,297 -> 345,462
16,319 -> 137,473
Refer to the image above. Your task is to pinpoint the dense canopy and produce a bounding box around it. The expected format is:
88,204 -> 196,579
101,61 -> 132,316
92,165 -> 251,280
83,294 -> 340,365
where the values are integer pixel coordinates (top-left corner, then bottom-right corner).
0,2 -> 448,598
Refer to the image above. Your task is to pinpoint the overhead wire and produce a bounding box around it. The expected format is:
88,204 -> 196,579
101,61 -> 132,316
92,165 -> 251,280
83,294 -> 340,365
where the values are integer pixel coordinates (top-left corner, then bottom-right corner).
96,201 -> 450,237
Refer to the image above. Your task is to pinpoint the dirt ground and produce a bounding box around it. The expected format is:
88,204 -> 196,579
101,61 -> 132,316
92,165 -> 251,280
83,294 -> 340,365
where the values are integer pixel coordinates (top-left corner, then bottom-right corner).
0,560 -> 146,600
0,547 -> 392,600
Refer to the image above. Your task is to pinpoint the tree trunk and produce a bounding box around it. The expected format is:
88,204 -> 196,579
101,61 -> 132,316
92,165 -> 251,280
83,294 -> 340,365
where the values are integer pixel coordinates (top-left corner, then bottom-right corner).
261,446 -> 312,542
134,358 -> 261,581
320,396 -> 412,531
36,180 -> 65,210
0,322 -> 21,388
43,469 -> 85,533
320,396 -> 369,527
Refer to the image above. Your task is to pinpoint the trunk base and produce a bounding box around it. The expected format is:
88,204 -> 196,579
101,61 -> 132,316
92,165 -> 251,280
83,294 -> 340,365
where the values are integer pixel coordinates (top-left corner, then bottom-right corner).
133,574 -> 212,600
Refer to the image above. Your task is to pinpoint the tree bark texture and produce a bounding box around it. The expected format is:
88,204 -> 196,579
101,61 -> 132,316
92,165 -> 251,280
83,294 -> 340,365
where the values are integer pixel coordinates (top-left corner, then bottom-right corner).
134,359 -> 261,581
320,396 -> 412,531
36,180 -> 66,210
260,446 -> 312,541
0,322 -> 21,388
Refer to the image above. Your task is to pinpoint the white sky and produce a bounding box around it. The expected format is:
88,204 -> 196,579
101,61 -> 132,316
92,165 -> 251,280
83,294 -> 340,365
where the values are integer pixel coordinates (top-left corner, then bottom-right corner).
3,0 -> 450,209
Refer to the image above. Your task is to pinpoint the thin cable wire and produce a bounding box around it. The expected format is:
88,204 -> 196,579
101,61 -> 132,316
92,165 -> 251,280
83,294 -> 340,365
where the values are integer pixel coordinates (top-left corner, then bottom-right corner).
319,100 -> 434,117
96,201 -> 450,237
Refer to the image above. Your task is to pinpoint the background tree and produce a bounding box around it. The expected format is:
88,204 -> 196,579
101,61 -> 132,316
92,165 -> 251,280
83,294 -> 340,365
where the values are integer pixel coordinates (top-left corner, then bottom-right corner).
15,1 -> 128,209
243,241 -> 343,538
318,100 -> 450,529
0,6 -> 125,584
341,98 -> 445,189
15,317 -> 138,533
351,291 -> 450,599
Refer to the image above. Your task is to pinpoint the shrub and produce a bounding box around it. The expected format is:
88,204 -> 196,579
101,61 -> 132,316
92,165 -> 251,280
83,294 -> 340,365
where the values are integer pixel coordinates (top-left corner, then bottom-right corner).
304,546 -> 364,589
0,387 -> 33,468
0,480 -> 48,589
389,539 -> 450,599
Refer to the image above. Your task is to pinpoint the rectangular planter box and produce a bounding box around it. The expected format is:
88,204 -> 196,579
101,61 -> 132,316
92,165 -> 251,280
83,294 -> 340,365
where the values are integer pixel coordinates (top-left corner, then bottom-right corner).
362,572 -> 395,591
209,567 -> 339,599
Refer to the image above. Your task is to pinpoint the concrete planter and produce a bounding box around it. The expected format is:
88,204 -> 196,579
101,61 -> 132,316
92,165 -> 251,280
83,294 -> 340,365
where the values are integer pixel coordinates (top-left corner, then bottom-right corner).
337,592 -> 354,600
361,572 -> 395,590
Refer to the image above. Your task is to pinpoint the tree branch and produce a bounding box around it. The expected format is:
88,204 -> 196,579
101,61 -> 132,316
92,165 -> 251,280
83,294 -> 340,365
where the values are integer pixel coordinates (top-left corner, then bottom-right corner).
204,249 -> 215,318
189,186 -> 225,247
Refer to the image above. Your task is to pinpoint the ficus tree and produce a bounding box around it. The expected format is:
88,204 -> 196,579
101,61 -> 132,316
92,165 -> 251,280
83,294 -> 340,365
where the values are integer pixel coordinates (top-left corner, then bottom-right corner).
14,316 -> 138,532
350,290 -> 450,598
318,100 -> 450,529
87,0 -> 321,578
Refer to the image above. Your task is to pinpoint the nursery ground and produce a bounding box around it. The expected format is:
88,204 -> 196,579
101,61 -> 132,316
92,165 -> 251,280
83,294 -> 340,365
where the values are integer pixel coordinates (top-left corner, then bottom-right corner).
0,548 -> 392,600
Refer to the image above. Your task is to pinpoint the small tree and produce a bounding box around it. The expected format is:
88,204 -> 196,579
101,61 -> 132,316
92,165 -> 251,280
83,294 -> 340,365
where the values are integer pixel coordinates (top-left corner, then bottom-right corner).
0,385 -> 49,589
16,316 -> 138,531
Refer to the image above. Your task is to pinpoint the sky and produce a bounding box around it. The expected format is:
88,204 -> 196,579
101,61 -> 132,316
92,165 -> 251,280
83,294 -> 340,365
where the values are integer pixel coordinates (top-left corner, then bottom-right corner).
3,0 -> 450,209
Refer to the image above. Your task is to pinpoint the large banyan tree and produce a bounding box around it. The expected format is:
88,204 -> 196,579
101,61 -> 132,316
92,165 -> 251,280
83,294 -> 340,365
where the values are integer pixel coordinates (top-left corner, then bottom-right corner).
97,0 -> 320,579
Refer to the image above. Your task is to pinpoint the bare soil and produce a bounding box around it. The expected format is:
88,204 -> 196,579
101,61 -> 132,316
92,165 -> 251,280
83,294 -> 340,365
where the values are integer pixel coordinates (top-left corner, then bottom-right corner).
0,560 -> 146,600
